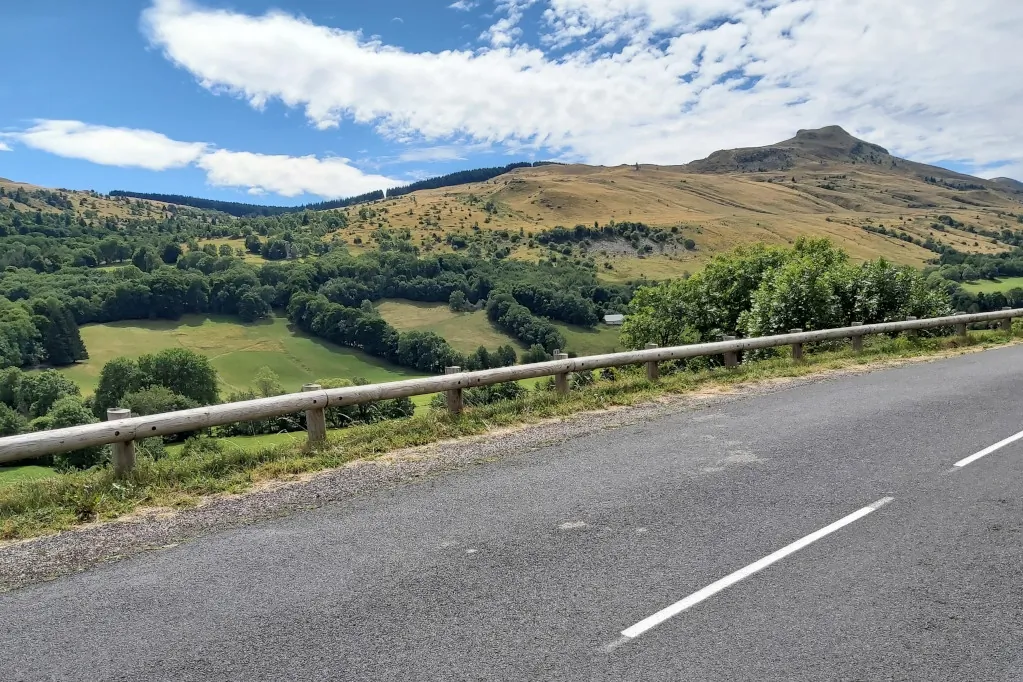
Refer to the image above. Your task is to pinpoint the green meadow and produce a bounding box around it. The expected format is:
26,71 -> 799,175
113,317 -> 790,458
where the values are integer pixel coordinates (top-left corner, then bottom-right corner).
375,299 -> 622,357
961,277 -> 1023,294
63,315 -> 424,396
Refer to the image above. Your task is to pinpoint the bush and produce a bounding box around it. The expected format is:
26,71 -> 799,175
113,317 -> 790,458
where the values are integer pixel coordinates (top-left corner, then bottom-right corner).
122,386 -> 200,416
48,396 -> 108,471
0,402 -> 25,437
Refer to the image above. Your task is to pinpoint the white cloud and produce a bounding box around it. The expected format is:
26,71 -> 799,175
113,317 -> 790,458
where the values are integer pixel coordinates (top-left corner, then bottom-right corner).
197,150 -> 397,197
0,142 -> 11,152
142,0 -> 1023,175
448,0 -> 478,10
5,119 -> 396,198
3,120 -> 207,170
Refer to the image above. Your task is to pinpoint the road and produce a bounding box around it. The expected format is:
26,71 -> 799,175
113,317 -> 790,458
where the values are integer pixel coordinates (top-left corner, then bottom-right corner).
5,345 -> 1023,680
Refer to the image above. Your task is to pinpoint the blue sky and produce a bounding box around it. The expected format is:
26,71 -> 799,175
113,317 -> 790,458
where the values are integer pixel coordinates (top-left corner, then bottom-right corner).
2,0 -> 1021,205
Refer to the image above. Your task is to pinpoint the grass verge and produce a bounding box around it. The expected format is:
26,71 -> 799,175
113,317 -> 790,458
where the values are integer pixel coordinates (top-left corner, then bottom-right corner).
1,328 -> 1019,542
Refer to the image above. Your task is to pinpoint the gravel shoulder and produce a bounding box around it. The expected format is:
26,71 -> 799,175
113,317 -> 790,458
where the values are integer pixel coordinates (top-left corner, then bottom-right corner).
0,351 -> 990,592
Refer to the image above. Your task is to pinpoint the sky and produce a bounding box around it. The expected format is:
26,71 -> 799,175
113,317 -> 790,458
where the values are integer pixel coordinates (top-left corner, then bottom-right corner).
2,0 -> 1022,206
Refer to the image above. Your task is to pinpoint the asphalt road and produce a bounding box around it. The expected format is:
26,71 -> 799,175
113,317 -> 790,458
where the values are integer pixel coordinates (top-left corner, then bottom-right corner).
5,346 -> 1023,681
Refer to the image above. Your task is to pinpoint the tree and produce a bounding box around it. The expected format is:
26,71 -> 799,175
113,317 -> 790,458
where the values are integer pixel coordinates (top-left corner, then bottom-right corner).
137,348 -> 220,405
449,290 -> 468,312
16,370 -> 81,418
48,396 -> 107,470
494,344 -> 518,367
237,290 -> 272,322
131,245 -> 159,273
0,403 -> 25,437
93,357 -> 143,418
244,234 -> 262,254
254,366 -> 283,398
161,242 -> 183,265
122,385 -> 199,416
521,344 -> 550,364
34,299 -> 88,366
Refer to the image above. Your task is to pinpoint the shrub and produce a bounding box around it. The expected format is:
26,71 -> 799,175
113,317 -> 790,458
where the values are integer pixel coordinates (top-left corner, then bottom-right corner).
48,396 -> 108,471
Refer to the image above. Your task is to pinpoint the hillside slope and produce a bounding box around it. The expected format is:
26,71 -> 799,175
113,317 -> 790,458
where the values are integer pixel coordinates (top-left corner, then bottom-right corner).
329,126 -> 1022,280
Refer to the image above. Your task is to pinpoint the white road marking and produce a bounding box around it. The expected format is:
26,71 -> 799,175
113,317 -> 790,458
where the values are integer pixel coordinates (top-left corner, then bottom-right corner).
559,521 -> 587,530
615,497 -> 894,642
954,429 -> 1023,468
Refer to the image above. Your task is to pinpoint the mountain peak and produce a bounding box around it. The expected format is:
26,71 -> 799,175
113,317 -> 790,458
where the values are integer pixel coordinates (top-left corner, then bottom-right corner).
684,125 -> 892,173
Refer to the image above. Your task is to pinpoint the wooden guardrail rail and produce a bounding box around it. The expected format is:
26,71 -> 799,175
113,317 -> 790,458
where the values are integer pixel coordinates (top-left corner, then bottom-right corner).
0,309 -> 1018,472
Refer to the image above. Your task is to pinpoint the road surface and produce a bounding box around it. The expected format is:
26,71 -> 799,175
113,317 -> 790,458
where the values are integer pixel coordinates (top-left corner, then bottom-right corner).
4,345 -> 1023,680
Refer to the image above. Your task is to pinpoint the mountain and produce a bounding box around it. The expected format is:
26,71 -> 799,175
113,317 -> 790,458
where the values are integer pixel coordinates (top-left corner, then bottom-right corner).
683,125 -> 895,173
5,127 -> 1022,281
992,177 -> 1023,194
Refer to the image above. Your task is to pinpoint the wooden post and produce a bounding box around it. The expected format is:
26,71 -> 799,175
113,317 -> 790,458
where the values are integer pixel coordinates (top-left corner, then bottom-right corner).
554,351 -> 570,395
107,408 -> 135,477
905,316 -> 918,339
789,329 -> 803,361
645,343 -> 659,381
955,312 -> 968,340
721,336 -> 738,369
302,384 -> 327,445
1001,307 -> 1013,333
445,367 -> 463,415
851,322 -> 864,353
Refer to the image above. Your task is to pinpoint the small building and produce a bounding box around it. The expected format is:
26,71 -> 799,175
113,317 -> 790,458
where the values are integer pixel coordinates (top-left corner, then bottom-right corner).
604,314 -> 625,326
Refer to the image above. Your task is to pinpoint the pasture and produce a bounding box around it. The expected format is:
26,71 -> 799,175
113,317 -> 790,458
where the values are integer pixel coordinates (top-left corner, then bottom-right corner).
375,299 -> 622,356
64,315 -> 423,395
961,277 -> 1023,294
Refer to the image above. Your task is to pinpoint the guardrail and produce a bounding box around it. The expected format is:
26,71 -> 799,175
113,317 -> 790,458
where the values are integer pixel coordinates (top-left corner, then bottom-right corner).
0,308 -> 1019,473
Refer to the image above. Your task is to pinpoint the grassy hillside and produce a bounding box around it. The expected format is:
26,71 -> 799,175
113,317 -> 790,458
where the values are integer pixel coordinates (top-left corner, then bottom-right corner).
961,277 -> 1023,294
63,315 -> 423,395
320,127 -> 1022,281
0,177 -> 199,220
375,300 -> 521,354
375,299 -> 623,356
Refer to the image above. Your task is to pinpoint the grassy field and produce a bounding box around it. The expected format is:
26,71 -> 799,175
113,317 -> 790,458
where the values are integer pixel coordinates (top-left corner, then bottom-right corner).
376,300 -> 520,354
64,315 -> 423,395
554,322 -> 623,356
962,277 -> 1023,294
375,299 -> 622,356
0,465 -> 58,488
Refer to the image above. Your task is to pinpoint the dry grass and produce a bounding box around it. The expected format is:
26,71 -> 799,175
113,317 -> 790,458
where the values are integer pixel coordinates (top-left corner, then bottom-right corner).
324,163 -> 1020,282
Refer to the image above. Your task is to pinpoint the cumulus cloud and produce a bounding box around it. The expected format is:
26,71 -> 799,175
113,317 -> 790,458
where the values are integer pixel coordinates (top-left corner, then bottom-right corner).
448,0 -> 478,10
4,119 -> 395,198
197,149 -> 397,197
0,142 -> 11,152
3,120 -> 207,170
142,0 -> 1023,173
